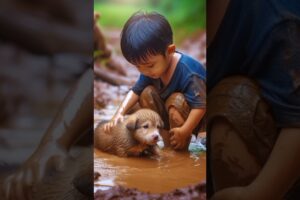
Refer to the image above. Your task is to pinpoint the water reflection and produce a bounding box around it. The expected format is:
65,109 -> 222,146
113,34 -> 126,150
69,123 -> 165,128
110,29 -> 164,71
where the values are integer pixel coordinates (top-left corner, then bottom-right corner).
94,148 -> 206,193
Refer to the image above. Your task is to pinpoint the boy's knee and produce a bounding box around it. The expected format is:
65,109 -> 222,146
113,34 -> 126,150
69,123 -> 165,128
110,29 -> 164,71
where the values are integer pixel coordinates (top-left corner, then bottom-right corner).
208,75 -> 277,164
165,93 -> 190,128
139,86 -> 169,129
168,107 -> 185,128
139,86 -> 157,108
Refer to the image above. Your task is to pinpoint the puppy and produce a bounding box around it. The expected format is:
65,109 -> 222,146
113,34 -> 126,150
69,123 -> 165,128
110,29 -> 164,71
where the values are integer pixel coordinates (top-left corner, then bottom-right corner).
94,109 -> 164,157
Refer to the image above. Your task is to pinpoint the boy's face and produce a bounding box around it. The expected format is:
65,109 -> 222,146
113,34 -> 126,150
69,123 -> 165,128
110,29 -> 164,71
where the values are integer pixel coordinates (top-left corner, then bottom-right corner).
135,45 -> 175,79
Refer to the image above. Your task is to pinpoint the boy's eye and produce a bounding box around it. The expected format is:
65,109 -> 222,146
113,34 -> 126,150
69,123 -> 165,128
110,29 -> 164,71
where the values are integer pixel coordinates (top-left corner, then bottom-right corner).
143,125 -> 149,129
143,64 -> 154,69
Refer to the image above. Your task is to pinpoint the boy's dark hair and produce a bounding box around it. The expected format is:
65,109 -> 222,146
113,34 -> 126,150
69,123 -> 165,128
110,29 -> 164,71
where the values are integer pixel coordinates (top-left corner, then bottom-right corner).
121,11 -> 173,64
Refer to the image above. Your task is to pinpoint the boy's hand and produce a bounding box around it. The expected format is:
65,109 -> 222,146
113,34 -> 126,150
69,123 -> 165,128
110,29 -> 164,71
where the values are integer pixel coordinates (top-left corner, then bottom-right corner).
170,127 -> 191,150
2,142 -> 68,200
104,114 -> 124,133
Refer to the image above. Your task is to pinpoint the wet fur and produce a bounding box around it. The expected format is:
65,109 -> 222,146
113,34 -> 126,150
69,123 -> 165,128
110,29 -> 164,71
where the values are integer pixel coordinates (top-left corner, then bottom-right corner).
94,109 -> 164,157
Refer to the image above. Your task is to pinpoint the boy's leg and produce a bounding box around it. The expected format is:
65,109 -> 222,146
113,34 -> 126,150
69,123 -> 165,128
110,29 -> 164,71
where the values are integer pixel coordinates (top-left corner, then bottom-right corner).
165,93 -> 192,150
139,86 -> 170,146
139,86 -> 169,129
165,93 -> 190,128
207,76 -> 278,195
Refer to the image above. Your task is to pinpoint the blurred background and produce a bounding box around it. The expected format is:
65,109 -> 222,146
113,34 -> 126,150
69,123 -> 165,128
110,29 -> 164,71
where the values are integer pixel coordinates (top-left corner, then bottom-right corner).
0,0 -> 93,199
95,0 -> 205,43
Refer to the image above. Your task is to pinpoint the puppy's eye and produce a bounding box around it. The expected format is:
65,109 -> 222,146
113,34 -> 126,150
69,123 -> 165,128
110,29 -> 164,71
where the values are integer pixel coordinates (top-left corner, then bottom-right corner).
143,125 -> 149,129
157,125 -> 161,129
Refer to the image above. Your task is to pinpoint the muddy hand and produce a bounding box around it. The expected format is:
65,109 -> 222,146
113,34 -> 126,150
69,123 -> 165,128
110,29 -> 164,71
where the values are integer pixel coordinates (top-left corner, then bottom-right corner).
104,114 -> 124,133
3,143 -> 68,200
170,127 -> 190,150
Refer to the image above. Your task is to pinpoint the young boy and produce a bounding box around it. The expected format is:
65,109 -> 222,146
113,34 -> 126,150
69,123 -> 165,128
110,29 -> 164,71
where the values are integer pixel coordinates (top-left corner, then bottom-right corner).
104,11 -> 206,150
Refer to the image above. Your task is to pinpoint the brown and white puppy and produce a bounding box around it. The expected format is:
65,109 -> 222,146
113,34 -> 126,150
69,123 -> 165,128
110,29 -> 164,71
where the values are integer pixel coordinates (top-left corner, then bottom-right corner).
94,109 -> 164,157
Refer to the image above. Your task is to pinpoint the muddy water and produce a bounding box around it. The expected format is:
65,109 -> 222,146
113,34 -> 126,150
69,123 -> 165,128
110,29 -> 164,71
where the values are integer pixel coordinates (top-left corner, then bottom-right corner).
94,148 -> 206,193
94,102 -> 206,194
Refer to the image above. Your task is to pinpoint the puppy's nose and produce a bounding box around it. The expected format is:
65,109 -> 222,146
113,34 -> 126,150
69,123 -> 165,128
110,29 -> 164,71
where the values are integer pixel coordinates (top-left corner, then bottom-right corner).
153,135 -> 159,141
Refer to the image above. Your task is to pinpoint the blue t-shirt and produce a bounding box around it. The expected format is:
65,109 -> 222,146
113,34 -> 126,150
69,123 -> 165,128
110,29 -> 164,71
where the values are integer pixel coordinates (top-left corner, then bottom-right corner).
132,52 -> 206,109
208,0 -> 300,127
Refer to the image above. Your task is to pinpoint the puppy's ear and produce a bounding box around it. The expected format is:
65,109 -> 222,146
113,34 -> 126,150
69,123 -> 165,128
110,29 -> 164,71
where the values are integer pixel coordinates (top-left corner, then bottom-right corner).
158,119 -> 164,129
126,117 -> 139,131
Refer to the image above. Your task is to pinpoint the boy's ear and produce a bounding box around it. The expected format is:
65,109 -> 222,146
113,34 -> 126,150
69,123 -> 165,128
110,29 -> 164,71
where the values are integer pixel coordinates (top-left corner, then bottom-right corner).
167,44 -> 176,54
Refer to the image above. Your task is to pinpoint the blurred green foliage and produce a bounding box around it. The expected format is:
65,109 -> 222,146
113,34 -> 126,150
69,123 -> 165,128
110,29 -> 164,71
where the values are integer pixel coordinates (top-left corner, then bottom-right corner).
94,0 -> 205,42
94,3 -> 140,28
153,0 -> 206,30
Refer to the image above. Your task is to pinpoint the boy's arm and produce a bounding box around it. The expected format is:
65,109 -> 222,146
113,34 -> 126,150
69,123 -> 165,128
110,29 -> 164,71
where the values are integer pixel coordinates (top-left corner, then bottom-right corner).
248,127 -> 300,199
52,69 -> 93,150
170,108 -> 206,150
211,127 -> 300,200
114,90 -> 139,117
3,69 -> 93,199
104,90 -> 139,131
